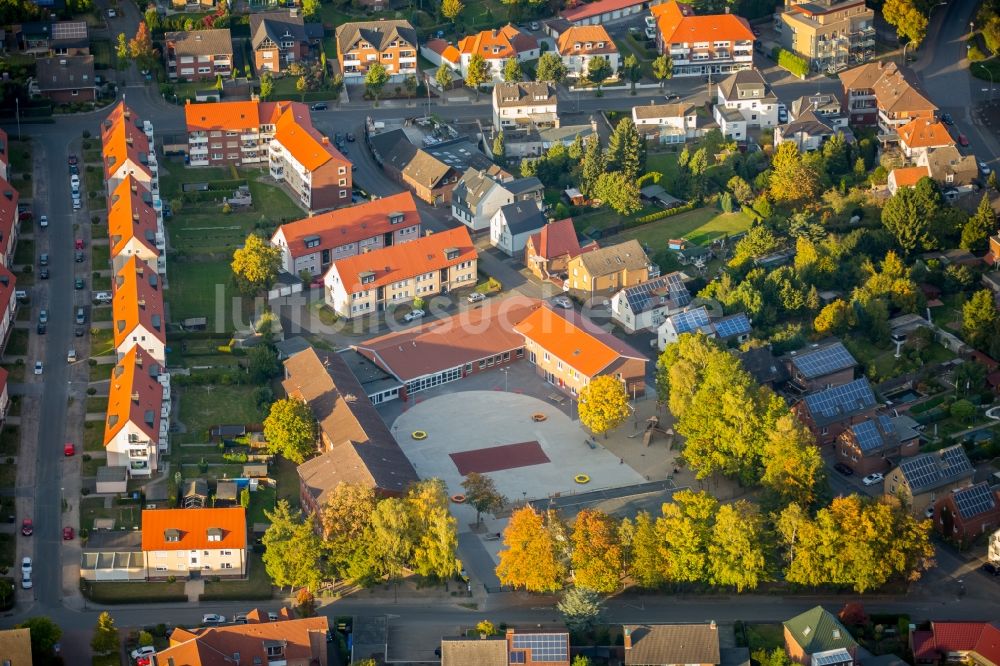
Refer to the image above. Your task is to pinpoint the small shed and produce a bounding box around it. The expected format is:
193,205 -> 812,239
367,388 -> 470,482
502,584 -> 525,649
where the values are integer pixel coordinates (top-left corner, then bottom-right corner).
216,480 -> 239,506
243,463 -> 268,478
181,317 -> 207,331
195,89 -> 221,102
144,483 -> 168,508
563,187 -> 586,206
639,184 -> 684,209
211,425 -> 247,441
95,466 -> 128,494
183,478 -> 209,508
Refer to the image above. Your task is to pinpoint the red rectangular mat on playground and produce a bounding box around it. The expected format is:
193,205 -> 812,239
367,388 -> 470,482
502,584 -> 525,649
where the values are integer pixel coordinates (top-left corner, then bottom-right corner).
450,441 -> 550,475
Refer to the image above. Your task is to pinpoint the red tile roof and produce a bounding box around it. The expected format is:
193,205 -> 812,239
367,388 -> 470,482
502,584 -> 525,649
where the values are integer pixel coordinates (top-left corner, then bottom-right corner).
103,346 -> 163,446
889,165 -> 930,188
557,25 -> 618,56
898,117 -> 954,150
101,101 -> 152,181
458,24 -> 537,59
653,1 -> 754,47
562,0 -> 648,22
929,622 -> 988,654
272,102 -> 350,172
425,38 -> 460,65
528,218 -> 596,260
0,264 -> 16,320
108,176 -> 160,259
975,623 -> 1000,666
0,128 -> 8,170
326,225 -> 475,293
0,179 -> 18,261
273,191 -> 419,259
911,630 -> 936,661
160,615 -> 328,666
141,507 -> 247,552
184,100 -> 263,132
113,256 -> 166,348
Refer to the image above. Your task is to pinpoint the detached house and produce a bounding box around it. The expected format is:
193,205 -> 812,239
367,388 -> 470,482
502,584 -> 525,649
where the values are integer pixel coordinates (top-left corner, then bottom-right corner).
651,0 -> 755,78
323,226 -> 477,319
268,102 -> 352,211
655,306 -> 752,350
557,25 -> 620,80
370,130 -> 490,206
451,166 -> 543,232
34,56 -> 96,103
490,201 -> 548,257
910,621 -> 1000,666
456,25 -> 539,81
786,341 -> 857,393
103,346 -> 168,477
271,191 -> 420,278
443,628 -> 571,666
336,20 -> 418,82
107,175 -> 163,275
112,256 -> 166,364
918,146 -> 979,193
897,117 -> 954,159
713,70 -> 779,140
784,606 -> 858,666
632,102 -> 706,144
141,507 -> 247,579
161,616 -> 330,666
610,271 -> 692,333
165,29 -> 233,81
933,482 -> 1000,547
524,218 -> 598,281
622,623 -> 722,666
835,413 -> 920,476
838,61 -> 936,132
493,81 -> 559,132
50,20 -> 90,56
884,444 -> 974,518
793,377 -> 878,445
565,239 -> 653,298
250,9 -> 322,74
101,102 -> 158,198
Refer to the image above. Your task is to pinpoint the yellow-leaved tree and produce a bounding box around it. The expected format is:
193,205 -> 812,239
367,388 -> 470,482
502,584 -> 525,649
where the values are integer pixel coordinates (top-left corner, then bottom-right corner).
578,375 -> 630,438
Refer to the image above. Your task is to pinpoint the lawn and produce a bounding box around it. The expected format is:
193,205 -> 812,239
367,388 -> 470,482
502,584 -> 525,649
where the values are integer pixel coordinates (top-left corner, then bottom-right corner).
86,396 -> 108,413
165,259 -> 240,334
0,463 -> 16,488
92,244 -> 110,271
177,384 -> 262,444
90,360 -> 113,382
844,336 -> 957,383
607,206 -> 754,249
82,580 -> 186,604
90,327 -> 115,356
13,239 -> 34,266
6,329 -> 28,356
744,623 -> 784,652
92,305 -> 112,322
201,552 -> 273,600
83,420 -> 104,452
93,274 -> 112,292
0,425 -> 19,456
80,496 -> 141,531
247,485 -> 276,526
8,140 -> 33,197
82,454 -> 103,477
91,38 -> 113,69
274,456 -> 300,509
645,151 -> 682,188
0,534 -> 13,568
2,362 -> 25,383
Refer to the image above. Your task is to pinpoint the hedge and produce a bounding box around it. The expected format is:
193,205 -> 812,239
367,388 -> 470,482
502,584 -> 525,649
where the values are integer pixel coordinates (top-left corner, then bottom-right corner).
772,47 -> 809,78
626,201 -> 698,227
742,205 -> 763,223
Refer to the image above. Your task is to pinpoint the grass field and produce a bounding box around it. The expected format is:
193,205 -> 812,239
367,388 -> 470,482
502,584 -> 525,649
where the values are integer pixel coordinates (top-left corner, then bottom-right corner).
82,580 -> 186,604
13,239 -> 34,266
176,384 -> 262,444
0,534 -> 13,568
83,421 -> 104,452
9,140 -> 33,198
201,552 -> 273,600
165,259 -> 242,334
6,329 -> 28,356
91,39 -> 112,69
3,362 -> 25,383
90,327 -> 115,356
0,425 -> 19,456
247,485 -> 277,525
85,396 -> 108,413
80,496 -> 141,531
607,206 -> 753,249
745,623 -> 784,652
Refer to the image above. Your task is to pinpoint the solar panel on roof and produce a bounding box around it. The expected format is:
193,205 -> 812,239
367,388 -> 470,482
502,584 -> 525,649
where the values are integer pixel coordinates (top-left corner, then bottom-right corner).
670,307 -> 710,334
792,342 -> 858,379
713,312 -> 751,338
52,21 -> 87,39
511,634 -> 568,662
624,273 -> 691,314
851,415 -> 894,453
803,378 -> 876,418
900,454 -> 942,491
953,483 -> 996,519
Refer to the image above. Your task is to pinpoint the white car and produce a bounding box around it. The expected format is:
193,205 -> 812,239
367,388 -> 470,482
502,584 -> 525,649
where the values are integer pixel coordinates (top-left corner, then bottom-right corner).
552,295 -> 573,309
202,614 -> 226,625
131,646 -> 156,660
70,175 -> 80,190
467,292 -> 486,303
73,199 -> 82,211
21,557 -> 31,576
34,361 -> 43,375
39,215 -> 48,228
979,161 -> 992,176
21,572 -> 32,589
862,472 -> 884,486
403,309 -> 425,322
94,292 -> 113,304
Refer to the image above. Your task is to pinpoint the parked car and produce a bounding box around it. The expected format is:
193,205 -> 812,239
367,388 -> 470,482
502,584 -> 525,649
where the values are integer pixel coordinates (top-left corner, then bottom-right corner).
75,250 -> 85,263
94,292 -> 112,304
552,295 -> 573,309
15,289 -> 28,302
833,462 -> 854,476
777,104 -> 788,123
69,164 -> 79,175
34,361 -> 43,375
36,323 -> 46,335
63,526 -> 74,540
76,307 -> 86,325
106,7 -> 116,16
39,215 -> 48,229
67,350 -> 76,364
74,239 -> 84,250
403,309 -> 425,322
75,326 -> 85,337
346,132 -> 356,142
982,562 -> 1000,576
21,518 -> 33,536
70,175 -> 81,191
310,103 -> 328,111
958,134 -> 970,147
67,154 -> 78,166
862,472 -> 884,486
131,647 -> 156,661
39,309 -> 48,324
75,278 -> 85,290
467,292 -> 486,303
202,614 -> 226,625
941,112 -> 954,125
73,198 -> 82,211
39,253 -> 48,267
21,557 -> 31,576
21,572 -> 32,589
530,21 -> 540,29
40,268 -> 49,280
979,161 -> 992,176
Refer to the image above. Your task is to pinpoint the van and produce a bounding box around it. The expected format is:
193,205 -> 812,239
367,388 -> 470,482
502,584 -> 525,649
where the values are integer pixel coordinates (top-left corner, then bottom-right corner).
14,289 -> 27,302
94,292 -> 112,304
75,307 -> 85,325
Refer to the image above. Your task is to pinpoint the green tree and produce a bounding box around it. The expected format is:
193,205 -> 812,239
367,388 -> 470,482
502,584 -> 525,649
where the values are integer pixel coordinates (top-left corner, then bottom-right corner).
465,53 -> 491,99
461,472 -> 506,527
231,233 -> 281,295
883,0 -> 928,46
962,289 -> 998,350
762,414 -> 822,506
652,53 -> 673,89
240,487 -> 250,509
606,117 -> 642,182
594,170 -> 641,215
115,32 -> 130,69
369,497 -> 415,583
138,631 -> 154,647
989,170 -> 999,191
776,48 -> 809,77
90,611 -> 120,655
259,71 -> 274,100
248,344 -> 280,383
658,490 -> 717,583
727,175 -> 753,205
753,648 -> 793,666
441,0 -> 463,20
707,501 -> 767,591
950,399 -> 976,423
626,511 -> 666,588
492,130 -> 506,168
503,57 -> 523,82
960,193 -> 996,252
434,63 -> 454,90
301,0 -> 320,19
585,55 -> 612,92
557,587 -> 604,633
881,187 -> 931,256
536,52 -> 567,84
578,375 -> 630,437
497,507 -> 567,592
263,398 -> 316,464
406,479 -> 460,580
320,483 -> 378,581
570,510 -> 623,593
580,134 -> 604,197
263,500 -> 324,592
18,617 -> 62,656
769,142 -> 819,203
622,53 -> 641,93
364,62 -> 390,102
143,6 -> 159,31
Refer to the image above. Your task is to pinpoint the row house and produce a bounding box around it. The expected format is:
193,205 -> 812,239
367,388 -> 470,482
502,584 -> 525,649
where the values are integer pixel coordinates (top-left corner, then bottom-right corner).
112,256 -> 167,364
268,102 -> 352,211
784,606 -> 859,666
33,56 -> 97,103
651,0 -> 755,78
566,239 -> 655,299
610,271 -> 691,333
556,25 -> 620,80
786,341 -> 858,393
0,266 -> 17,356
835,413 -> 920,477
184,99 -> 288,167
323,226 -> 477,319
0,128 -> 9,182
793,377 -> 878,445
524,217 -> 598,282
103,346 -> 169,477
250,9 -> 322,74
164,29 -> 233,81
0,178 -> 20,268
456,25 -> 539,81
514,304 -> 647,398
632,102 -> 706,144
270,191 -> 421,278
101,102 -> 158,200
141,508 -> 246,578
778,0 -> 875,73
161,615 -> 329,665
107,176 -> 164,275
838,61 -> 936,132
336,20 -> 417,82
885,444 -> 974,519
713,69 -> 779,141
656,307 -> 751,349
492,81 -> 559,132
934,482 -> 1000,548
16,20 -> 90,56
443,628 -> 573,666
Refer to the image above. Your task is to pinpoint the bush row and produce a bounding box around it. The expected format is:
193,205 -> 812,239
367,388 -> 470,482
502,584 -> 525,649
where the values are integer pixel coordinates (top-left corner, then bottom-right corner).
627,201 -> 698,227
772,47 -> 809,78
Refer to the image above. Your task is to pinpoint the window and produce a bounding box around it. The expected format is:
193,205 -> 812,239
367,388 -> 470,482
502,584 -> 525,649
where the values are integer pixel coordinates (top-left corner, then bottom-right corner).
221,562 -> 233,569
155,566 -> 167,571
71,89 -> 79,96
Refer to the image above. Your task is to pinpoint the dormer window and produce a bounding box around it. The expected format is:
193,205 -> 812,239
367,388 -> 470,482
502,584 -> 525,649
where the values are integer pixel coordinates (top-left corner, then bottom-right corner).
597,42 -> 605,48
388,212 -> 404,225
207,527 -> 223,542
164,528 -> 181,542
574,43 -> 580,50
304,235 -> 320,249
445,248 -> 460,260
360,271 -> 375,285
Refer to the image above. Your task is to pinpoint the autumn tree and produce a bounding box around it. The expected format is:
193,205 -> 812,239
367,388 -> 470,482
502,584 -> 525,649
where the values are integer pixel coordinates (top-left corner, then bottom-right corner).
585,55 -> 612,92
962,289 -> 998,350
536,52 -> 567,84
625,511 -> 666,588
813,299 -> 854,336
320,483 -> 378,580
263,398 -> 316,464
883,0 -> 928,47
727,175 -> 754,205
652,53 -> 673,89
128,21 -> 157,71
707,501 -> 767,591
557,587 -> 604,633
91,612 -> 120,655
761,414 -> 822,506
570,510 -> 623,593
295,588 -> 317,617
364,62 -> 389,102
435,63 -> 454,91
263,500 -> 324,592
369,497 -> 415,583
769,142 -> 819,204
406,479 -> 460,580
960,193 -> 996,252
440,0 -> 463,21
657,490 -> 717,583
503,57 -> 523,82
578,375 -> 630,438
232,233 -> 281,295
461,472 -> 506,527
497,507 -> 567,592
465,53 -> 491,99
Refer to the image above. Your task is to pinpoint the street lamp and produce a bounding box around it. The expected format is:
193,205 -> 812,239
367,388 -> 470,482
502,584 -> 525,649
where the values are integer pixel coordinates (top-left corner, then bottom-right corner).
499,367 -> 509,392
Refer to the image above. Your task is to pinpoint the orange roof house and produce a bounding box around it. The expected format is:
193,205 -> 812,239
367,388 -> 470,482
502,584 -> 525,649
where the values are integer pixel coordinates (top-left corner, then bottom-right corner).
112,256 -> 166,364
422,38 -> 461,69
269,102 -> 352,211
184,99 -> 263,133
887,165 -> 931,194
107,175 -> 161,274
897,117 -> 955,156
556,25 -> 620,77
0,263 -> 17,358
270,191 -> 421,277
653,1 -> 754,48
140,507 -> 248,578
103,345 -> 165,476
161,615 -> 329,666
0,177 -> 19,268
101,101 -> 155,194
456,25 -> 539,78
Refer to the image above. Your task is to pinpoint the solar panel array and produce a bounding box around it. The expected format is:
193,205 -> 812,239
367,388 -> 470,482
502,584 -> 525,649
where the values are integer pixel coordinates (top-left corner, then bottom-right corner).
52,21 -> 87,39
792,342 -> 858,379
940,444 -> 974,475
803,378 -> 876,418
898,445 -> 973,493
851,414 -> 894,453
952,482 -> 996,519
713,312 -> 751,338
511,634 -> 568,663
624,272 -> 691,314
670,307 -> 710,335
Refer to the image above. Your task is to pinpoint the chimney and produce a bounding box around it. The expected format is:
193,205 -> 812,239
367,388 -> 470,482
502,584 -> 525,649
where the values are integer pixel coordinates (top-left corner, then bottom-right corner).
289,6 -> 298,16
322,136 -> 329,144
624,627 -> 632,650
710,620 -> 717,630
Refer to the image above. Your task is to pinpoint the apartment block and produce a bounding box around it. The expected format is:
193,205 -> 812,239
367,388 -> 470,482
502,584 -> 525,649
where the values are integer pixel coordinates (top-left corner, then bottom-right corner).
492,81 -> 559,132
268,103 -> 352,211
335,20 -> 417,82
250,9 -> 322,74
779,0 -> 875,73
557,25 -> 620,79
103,346 -> 169,477
107,175 -> 164,275
112,256 -> 166,364
141,508 -> 247,578
651,0 -> 754,78
165,29 -> 233,81
184,99 -> 286,167
101,102 -> 159,200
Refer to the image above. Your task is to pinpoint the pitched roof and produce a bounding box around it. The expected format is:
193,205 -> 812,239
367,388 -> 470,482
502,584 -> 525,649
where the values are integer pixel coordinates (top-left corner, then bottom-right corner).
562,0 -> 647,22
921,146 -> 978,186
250,10 -> 312,50
326,225 -> 475,293
790,342 -> 858,379
556,25 -> 618,56
872,64 -> 936,115
737,346 -> 788,386
159,616 -> 329,666
619,272 -> 691,314
0,628 -> 33,666
948,481 -> 999,520
36,55 -> 95,91
896,444 -> 973,494
272,101 -> 349,172
458,24 -> 538,58
440,636 -> 508,666
717,68 -> 776,103
355,295 -> 540,381
497,201 -> 547,236
780,110 -> 835,138
103,346 -> 164,446
113,256 -> 166,347
791,93 -> 841,118
623,623 -> 721,665
141,507 -> 246,551
838,60 -> 895,91
801,378 -> 877,426
898,117 -> 954,150
335,19 -> 416,54
493,81 -> 558,108
0,128 -> 8,170
184,100 -> 263,132
273,192 -> 418,259
165,28 -> 233,56
889,165 -> 931,188
0,178 -> 19,255
528,218 -> 589,260
101,101 -> 152,180
107,176 -> 160,259
652,1 -> 754,48
424,38 -> 461,65
633,102 -> 697,120
453,167 -> 505,211
783,606 -> 858,655
0,265 -> 14,324
846,414 -> 898,455
926,621 -> 991,655
514,304 -> 646,377
574,239 -> 650,278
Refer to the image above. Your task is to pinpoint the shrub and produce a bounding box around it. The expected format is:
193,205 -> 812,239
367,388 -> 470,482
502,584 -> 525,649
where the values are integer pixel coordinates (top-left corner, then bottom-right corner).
627,201 -> 698,227
773,47 -> 809,78
86,387 -> 97,395
82,130 -> 91,139
968,42 -> 987,62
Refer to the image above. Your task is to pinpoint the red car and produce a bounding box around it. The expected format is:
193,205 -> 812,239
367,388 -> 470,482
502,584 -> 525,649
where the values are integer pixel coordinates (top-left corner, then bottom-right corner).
74,239 -> 84,250
62,526 -> 74,540
67,154 -> 78,165
64,442 -> 75,456
959,134 -> 970,147
20,519 -> 33,536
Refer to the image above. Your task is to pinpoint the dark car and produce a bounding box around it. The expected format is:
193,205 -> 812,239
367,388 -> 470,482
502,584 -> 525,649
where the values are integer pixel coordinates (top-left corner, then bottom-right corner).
74,326 -> 85,337
67,154 -> 78,166
346,132 -> 356,142
833,462 -> 854,476
39,268 -> 49,280
941,112 -> 954,125
74,278 -> 85,290
36,323 -> 46,335
983,562 -> 1000,576
75,250 -> 84,263
311,102 -> 329,111
69,164 -> 79,175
